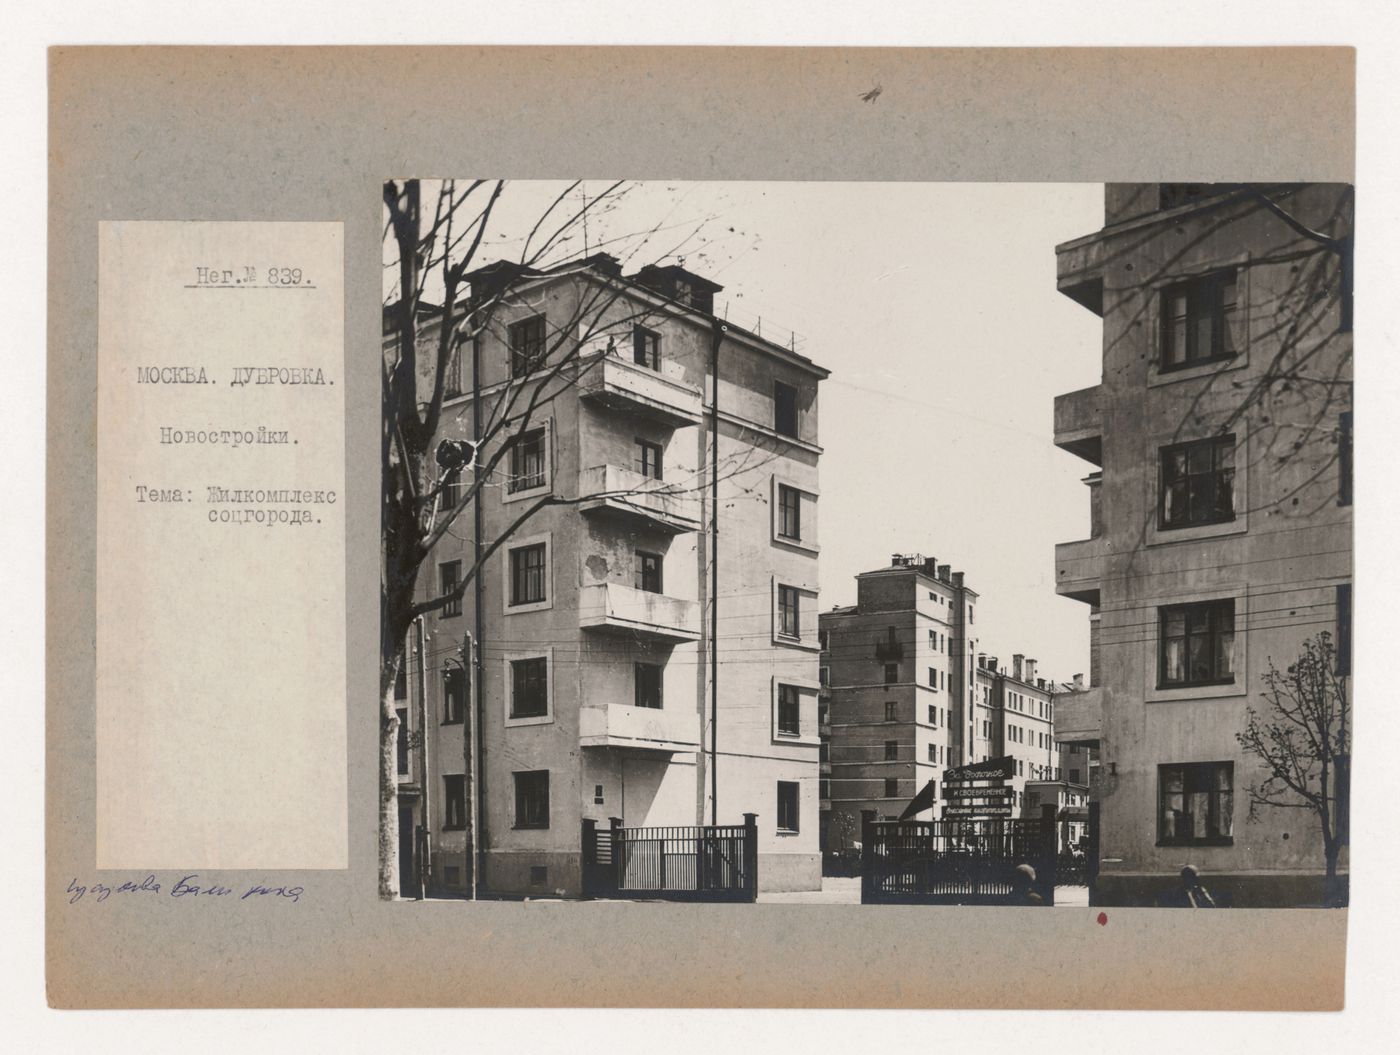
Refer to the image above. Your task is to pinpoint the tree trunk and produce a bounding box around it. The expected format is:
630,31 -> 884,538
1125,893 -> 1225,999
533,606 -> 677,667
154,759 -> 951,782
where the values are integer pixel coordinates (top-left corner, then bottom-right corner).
379,676 -> 401,900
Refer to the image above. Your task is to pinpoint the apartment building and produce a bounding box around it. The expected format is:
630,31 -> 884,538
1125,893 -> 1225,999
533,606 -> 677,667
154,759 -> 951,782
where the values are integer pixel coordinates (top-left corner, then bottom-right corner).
392,254 -> 828,897
1052,183 -> 1353,906
819,555 -> 1066,845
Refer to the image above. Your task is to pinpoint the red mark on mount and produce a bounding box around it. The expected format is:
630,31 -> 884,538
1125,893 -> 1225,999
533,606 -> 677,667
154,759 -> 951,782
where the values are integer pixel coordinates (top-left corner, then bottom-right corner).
1096,912 -> 1109,926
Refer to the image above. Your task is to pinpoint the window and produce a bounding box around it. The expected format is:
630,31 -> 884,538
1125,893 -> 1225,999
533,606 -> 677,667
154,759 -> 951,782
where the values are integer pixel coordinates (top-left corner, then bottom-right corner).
774,380 -> 799,438
928,667 -> 936,688
594,784 -> 605,805
439,560 -> 462,617
509,315 -> 547,376
636,550 -> 664,594
884,740 -> 898,761
884,778 -> 899,798
818,702 -> 829,726
778,585 -> 801,638
884,701 -> 897,722
928,629 -> 936,648
1161,271 -> 1239,371
443,666 -> 466,724
444,346 -> 463,398
1336,583 -> 1352,677
819,778 -> 830,799
1159,762 -> 1234,845
928,704 -> 935,725
777,781 -> 800,832
513,770 -> 550,829
777,484 -> 802,541
928,743 -> 936,762
1159,599 -> 1235,687
635,437 -> 663,480
634,662 -> 664,710
394,661 -> 407,700
632,325 -> 659,370
509,657 -> 548,719
777,684 -> 801,736
1339,411 -> 1353,506
509,543 -> 547,606
1160,435 -> 1235,528
396,707 -> 410,776
1070,768 -> 1081,784
508,427 -> 547,493
443,774 -> 466,830
441,467 -> 463,509
819,741 -> 829,762
884,663 -> 898,685
819,666 -> 830,687
819,628 -> 830,651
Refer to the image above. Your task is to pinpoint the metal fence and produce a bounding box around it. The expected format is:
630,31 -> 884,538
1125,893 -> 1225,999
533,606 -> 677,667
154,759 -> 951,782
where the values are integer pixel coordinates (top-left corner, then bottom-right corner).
582,815 -> 758,902
860,806 -> 1059,905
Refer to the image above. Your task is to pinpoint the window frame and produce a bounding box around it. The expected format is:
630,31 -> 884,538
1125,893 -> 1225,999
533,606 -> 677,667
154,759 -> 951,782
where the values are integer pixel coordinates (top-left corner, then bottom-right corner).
1158,434 -> 1236,530
636,550 -> 664,594
776,780 -> 800,833
777,683 -> 801,736
509,314 -> 548,378
777,483 -> 802,541
632,324 -> 660,370
508,541 -> 548,608
883,777 -> 899,799
777,584 -> 801,639
439,560 -> 462,618
773,380 -> 799,439
513,770 -> 551,830
1160,270 -> 1240,373
1157,761 -> 1235,847
634,661 -> 664,710
442,665 -> 466,725
508,426 -> 549,495
634,436 -> 664,481
509,656 -> 549,720
1158,599 -> 1237,689
443,774 -> 466,831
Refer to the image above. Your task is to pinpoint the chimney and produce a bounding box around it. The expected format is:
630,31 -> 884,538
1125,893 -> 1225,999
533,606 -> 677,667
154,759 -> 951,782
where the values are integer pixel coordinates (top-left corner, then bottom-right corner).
977,652 -> 987,669
937,564 -> 951,582
1012,654 -> 1024,680
1037,677 -> 1046,689
922,557 -> 939,577
1073,673 -> 1085,691
988,656 -> 998,673
1024,658 -> 1037,683
951,571 -> 964,588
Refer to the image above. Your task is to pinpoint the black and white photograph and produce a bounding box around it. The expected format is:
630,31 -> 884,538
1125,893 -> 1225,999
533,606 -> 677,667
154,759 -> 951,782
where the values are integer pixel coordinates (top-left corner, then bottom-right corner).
380,178 -> 1353,909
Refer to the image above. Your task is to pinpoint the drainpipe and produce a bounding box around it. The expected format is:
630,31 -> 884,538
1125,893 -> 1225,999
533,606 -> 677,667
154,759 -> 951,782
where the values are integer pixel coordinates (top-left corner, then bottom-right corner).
708,318 -> 726,826
414,615 -> 430,899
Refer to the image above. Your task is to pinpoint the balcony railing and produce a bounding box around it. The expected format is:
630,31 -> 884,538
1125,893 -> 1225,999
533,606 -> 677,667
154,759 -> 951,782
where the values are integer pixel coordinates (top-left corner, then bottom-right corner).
579,701 -> 701,754
577,348 -> 703,428
577,465 -> 701,535
1054,536 -> 1105,606
579,582 -> 702,643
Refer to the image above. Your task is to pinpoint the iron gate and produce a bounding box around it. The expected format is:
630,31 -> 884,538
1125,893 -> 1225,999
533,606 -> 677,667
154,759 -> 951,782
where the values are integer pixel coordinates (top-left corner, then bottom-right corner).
860,805 -> 1058,905
582,814 -> 758,902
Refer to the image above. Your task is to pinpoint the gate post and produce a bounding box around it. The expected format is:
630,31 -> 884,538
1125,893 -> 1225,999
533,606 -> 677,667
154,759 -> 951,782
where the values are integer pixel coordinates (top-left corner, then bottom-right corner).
1039,803 -> 1058,905
860,809 -> 876,903
742,813 -> 759,902
581,819 -> 597,898
609,816 -> 623,894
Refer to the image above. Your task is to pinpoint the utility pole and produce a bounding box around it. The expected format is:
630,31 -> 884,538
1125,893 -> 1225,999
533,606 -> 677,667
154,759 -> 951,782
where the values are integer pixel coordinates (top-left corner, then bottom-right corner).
413,615 -> 431,900
462,630 -> 477,900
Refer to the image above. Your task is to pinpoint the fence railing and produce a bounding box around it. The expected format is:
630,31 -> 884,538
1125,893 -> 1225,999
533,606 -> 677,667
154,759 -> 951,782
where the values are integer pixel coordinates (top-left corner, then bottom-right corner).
860,805 -> 1058,905
582,815 -> 759,902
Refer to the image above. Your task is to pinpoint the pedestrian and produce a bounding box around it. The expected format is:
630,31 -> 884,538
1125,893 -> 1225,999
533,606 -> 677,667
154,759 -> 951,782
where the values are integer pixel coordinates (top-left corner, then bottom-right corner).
1008,862 -> 1046,906
1173,864 -> 1218,908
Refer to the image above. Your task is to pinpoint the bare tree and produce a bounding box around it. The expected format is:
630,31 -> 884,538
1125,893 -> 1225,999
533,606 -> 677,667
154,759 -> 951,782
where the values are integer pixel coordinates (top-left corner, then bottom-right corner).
379,178 -> 778,898
1235,633 -> 1350,906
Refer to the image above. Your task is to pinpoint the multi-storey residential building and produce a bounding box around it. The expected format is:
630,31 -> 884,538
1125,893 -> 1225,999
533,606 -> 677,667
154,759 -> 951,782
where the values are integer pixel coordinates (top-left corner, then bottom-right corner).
1052,183 -> 1353,906
1022,779 -> 1092,853
819,555 -> 1066,844
392,255 -> 828,897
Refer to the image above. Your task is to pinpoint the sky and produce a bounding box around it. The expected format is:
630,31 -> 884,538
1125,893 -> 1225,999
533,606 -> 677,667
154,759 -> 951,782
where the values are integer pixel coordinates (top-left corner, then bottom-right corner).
392,180 -> 1106,680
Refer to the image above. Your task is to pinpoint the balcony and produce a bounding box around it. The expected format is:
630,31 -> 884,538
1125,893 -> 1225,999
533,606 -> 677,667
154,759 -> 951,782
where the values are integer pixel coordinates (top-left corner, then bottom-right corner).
578,465 -> 701,535
577,349 -> 703,428
580,701 -> 700,754
1054,536 -> 1105,606
579,582 -> 702,643
1056,232 -> 1106,315
1053,384 -> 1103,466
1052,686 -> 1103,747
